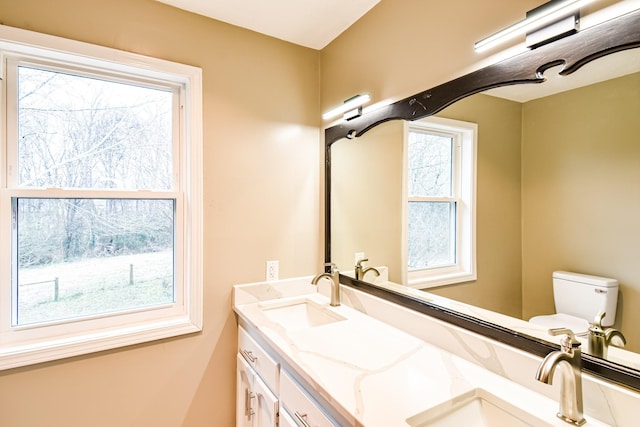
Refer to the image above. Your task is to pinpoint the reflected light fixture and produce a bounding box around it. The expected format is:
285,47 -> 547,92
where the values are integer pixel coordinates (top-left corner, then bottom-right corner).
322,94 -> 371,121
474,0 -> 596,53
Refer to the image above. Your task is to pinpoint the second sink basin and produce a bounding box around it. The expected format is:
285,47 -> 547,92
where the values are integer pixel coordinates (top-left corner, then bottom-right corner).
406,388 -> 554,427
260,298 -> 347,331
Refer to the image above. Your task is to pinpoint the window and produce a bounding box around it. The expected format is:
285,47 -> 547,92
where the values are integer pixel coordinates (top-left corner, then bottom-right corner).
0,26 -> 203,369
402,117 -> 476,288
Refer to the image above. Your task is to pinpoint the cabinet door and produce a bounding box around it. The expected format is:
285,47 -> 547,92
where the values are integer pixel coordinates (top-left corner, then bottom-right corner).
252,374 -> 278,427
236,355 -> 255,427
237,354 -> 279,427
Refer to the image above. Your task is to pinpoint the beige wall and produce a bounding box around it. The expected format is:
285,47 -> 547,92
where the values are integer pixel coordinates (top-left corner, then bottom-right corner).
0,0 -> 321,426
320,0 -> 618,112
522,72 -> 640,352
321,0 -> 544,113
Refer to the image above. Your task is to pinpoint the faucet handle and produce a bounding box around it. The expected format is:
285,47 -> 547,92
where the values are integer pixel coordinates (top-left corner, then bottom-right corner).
592,311 -> 606,327
549,328 -> 581,350
355,258 -> 368,268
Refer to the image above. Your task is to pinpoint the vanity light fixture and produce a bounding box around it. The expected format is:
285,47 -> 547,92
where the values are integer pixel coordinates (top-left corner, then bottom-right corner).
474,0 -> 596,53
322,94 -> 371,121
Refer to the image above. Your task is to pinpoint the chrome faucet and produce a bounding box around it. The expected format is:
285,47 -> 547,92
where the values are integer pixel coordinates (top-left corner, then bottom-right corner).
535,328 -> 586,426
311,263 -> 341,307
588,311 -> 626,358
354,258 -> 380,281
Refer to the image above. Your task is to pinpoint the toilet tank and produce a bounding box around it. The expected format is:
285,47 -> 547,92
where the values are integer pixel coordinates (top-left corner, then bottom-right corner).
553,271 -> 618,326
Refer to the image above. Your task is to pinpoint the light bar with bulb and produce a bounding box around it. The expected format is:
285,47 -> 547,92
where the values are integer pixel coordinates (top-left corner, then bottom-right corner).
474,0 -> 595,53
322,94 -> 371,120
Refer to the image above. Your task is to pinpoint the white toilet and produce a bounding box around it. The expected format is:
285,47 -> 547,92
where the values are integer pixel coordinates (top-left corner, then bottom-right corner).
529,271 -> 618,336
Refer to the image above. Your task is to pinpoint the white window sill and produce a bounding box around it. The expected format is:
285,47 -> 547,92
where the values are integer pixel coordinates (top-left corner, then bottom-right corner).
407,271 -> 476,289
0,316 -> 200,371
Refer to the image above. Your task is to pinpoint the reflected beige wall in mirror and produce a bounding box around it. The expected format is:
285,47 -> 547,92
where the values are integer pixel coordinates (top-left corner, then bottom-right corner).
331,71 -> 640,353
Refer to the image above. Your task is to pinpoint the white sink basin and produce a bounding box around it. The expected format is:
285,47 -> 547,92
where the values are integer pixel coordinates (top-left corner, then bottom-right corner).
406,388 -> 554,427
260,299 -> 346,331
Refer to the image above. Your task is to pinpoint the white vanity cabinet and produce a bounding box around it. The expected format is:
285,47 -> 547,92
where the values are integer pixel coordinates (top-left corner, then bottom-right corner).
279,371 -> 338,427
237,324 -> 341,427
237,326 -> 279,427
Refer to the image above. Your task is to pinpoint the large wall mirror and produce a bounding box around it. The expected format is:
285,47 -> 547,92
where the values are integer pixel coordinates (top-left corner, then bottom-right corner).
324,9 -> 640,389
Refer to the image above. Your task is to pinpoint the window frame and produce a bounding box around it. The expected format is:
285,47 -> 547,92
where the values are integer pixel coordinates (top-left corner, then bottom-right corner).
402,116 -> 477,289
0,25 -> 203,370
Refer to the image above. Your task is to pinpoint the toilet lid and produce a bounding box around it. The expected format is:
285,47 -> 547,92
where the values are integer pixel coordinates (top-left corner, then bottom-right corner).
529,313 -> 590,335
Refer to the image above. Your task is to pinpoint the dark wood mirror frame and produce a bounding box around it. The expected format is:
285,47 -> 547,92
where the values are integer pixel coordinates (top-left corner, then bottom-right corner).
324,9 -> 640,390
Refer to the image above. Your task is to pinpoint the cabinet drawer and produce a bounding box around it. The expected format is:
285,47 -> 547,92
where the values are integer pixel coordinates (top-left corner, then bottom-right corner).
278,408 -> 299,427
238,326 -> 279,393
280,371 -> 337,427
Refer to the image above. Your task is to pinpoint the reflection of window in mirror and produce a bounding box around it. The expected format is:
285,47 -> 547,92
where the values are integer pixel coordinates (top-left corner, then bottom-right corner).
402,117 -> 476,289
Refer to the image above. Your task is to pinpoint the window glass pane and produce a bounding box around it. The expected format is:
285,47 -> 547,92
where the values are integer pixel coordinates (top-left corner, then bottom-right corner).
14,198 -> 175,325
408,130 -> 453,197
17,66 -> 173,190
408,201 -> 456,270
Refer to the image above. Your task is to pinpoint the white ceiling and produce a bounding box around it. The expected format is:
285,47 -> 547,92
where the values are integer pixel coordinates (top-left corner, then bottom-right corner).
154,0 -> 381,50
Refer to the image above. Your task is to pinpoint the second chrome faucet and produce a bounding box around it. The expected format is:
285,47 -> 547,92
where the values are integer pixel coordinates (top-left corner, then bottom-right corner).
588,311 -> 626,359
354,258 -> 380,281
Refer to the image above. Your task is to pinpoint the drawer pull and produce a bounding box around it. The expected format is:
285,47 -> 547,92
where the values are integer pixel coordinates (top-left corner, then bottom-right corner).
241,349 -> 258,363
244,389 -> 255,418
294,411 -> 311,427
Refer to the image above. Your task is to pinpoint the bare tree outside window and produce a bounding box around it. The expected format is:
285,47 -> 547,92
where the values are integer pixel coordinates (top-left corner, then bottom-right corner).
18,66 -> 172,190
15,66 -> 175,325
407,130 -> 457,271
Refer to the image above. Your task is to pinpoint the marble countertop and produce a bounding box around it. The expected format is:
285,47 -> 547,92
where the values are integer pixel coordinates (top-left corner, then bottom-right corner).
233,277 -> 608,427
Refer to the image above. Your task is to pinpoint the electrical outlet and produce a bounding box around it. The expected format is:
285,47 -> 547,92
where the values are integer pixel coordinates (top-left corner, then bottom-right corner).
355,252 -> 365,264
266,260 -> 279,281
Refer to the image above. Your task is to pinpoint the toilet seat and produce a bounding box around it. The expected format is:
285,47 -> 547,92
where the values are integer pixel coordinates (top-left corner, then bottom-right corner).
529,313 -> 590,336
